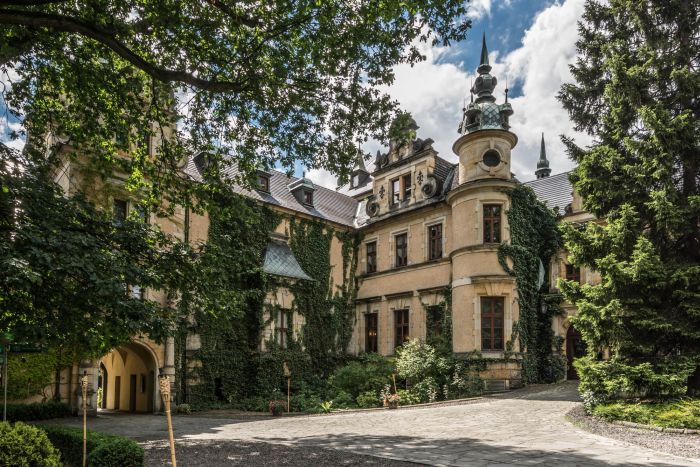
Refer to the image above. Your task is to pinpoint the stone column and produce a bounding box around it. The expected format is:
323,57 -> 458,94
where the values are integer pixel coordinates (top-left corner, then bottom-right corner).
160,336 -> 176,410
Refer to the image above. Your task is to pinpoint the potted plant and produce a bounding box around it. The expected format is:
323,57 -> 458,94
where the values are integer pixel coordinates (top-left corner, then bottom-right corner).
269,400 -> 287,416
384,393 -> 401,409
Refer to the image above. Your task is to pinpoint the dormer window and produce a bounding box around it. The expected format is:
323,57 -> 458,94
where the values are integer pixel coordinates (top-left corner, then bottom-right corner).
258,174 -> 270,192
402,173 -> 412,199
303,190 -> 313,205
391,174 -> 412,205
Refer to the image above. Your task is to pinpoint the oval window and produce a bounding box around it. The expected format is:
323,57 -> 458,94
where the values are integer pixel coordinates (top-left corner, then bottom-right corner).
482,149 -> 501,167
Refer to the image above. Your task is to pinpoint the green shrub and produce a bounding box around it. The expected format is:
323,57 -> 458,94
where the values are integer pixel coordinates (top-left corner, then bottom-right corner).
0,421 -> 61,467
6,401 -> 72,422
40,425 -> 144,466
575,357 -> 696,403
88,438 -> 145,466
319,401 -> 334,413
396,339 -> 451,384
175,403 -> 192,415
331,390 -> 356,409
396,389 -> 421,406
444,361 -> 485,399
356,390 -> 380,408
329,353 -> 393,400
592,398 -> 700,429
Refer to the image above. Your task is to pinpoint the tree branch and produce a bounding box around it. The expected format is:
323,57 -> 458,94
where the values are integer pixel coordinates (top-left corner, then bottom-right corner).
0,8 -> 245,92
204,0 -> 261,28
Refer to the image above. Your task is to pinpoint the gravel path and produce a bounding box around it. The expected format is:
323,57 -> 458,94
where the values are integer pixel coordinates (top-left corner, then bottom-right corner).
142,439 -> 419,466
567,405 -> 700,460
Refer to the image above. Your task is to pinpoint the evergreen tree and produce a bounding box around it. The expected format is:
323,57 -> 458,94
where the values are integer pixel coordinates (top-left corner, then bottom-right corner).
558,0 -> 700,394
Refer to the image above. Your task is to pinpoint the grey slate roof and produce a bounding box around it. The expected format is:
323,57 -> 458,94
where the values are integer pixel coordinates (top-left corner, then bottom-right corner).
263,239 -> 312,280
185,158 -> 358,227
524,171 -> 573,215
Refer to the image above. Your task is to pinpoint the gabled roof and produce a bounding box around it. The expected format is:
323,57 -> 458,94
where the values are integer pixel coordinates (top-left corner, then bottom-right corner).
185,158 -> 358,227
524,171 -> 573,215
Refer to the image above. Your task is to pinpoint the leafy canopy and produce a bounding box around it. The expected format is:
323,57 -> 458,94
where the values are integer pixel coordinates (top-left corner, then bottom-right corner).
1,0 -> 470,206
557,0 -> 700,392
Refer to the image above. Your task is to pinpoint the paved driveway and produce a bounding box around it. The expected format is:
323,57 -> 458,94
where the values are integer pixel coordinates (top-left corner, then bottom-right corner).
48,382 -> 699,466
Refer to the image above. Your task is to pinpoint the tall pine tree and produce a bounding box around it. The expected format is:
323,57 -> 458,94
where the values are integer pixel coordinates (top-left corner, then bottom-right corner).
558,0 -> 700,394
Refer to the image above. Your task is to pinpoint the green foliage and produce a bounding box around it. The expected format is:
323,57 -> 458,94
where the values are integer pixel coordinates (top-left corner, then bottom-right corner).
5,350 -> 69,400
288,218 -> 360,376
557,0 -> 700,395
268,400 -> 287,415
40,425 -> 143,467
575,357 -> 696,404
592,398 -> 700,430
423,288 -> 453,355
396,389 -> 421,406
1,0 -> 471,207
0,152 -> 192,356
330,353 -> 394,400
395,339 -> 484,403
498,184 -> 564,384
0,422 -> 61,467
174,403 -> 192,415
5,401 -> 71,422
356,390 -> 381,409
319,401 -> 334,414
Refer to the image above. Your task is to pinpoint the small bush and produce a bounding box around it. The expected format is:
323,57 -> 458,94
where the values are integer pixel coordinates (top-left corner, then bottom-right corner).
329,353 -> 394,400
268,400 -> 287,415
331,390 -> 355,409
319,401 -> 334,413
290,385 -> 323,412
0,421 -> 61,467
40,425 -> 144,466
356,390 -> 380,408
575,357 -> 695,402
592,398 -> 700,429
175,403 -> 192,415
396,389 -> 421,406
6,401 -> 72,422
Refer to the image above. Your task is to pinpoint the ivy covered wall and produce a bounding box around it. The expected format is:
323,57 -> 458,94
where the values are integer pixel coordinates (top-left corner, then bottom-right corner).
178,194 -> 360,405
498,184 -> 566,384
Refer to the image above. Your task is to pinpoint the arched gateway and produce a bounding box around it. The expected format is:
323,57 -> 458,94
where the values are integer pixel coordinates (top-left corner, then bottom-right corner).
99,341 -> 159,413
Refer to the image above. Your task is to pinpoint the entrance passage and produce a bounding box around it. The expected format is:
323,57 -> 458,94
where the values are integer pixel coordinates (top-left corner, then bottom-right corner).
566,324 -> 586,380
99,342 -> 157,413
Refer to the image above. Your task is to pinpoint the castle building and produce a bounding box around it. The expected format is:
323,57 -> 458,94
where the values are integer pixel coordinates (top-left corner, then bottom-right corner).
48,36 -> 595,413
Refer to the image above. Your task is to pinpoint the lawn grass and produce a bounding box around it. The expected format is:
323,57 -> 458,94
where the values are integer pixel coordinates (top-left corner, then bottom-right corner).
592,398 -> 700,429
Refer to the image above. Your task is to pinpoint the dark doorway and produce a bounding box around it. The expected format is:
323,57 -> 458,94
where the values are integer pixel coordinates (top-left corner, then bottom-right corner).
147,371 -> 155,412
566,325 -> 586,380
114,376 -> 121,410
129,374 -> 137,412
99,363 -> 108,409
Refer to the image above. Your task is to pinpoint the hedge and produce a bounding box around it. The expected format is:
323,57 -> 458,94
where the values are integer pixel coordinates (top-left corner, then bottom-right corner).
39,426 -> 144,466
0,421 -> 61,466
6,401 -> 72,422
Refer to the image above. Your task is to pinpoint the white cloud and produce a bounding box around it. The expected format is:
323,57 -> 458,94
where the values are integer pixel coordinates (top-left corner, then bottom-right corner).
309,0 -> 590,189
468,0 -> 494,19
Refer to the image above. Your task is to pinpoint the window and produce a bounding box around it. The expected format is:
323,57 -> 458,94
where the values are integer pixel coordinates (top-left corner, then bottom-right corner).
395,233 -> 408,267
365,313 -> 378,353
565,264 -> 581,283
258,175 -> 270,192
134,204 -> 148,224
303,190 -> 313,205
402,173 -> 412,200
483,204 -> 502,243
391,178 -> 401,204
428,223 -> 443,260
481,297 -> 504,351
142,132 -> 152,156
113,199 -> 128,226
366,241 -> 377,273
394,309 -> 409,348
275,309 -> 292,349
427,305 -> 443,338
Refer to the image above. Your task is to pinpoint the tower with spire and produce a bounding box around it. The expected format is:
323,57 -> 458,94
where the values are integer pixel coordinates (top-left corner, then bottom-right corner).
452,33 -> 517,185
535,133 -> 551,179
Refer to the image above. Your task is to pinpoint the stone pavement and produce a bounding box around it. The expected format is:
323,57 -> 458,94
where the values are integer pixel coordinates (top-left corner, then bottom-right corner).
46,382 -> 700,466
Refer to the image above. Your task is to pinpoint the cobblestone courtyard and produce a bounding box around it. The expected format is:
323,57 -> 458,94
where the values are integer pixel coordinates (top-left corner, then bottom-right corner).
48,382 -> 699,466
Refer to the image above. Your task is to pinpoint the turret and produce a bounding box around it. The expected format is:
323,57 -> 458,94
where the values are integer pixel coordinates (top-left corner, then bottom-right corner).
535,133 -> 551,179
453,34 -> 517,184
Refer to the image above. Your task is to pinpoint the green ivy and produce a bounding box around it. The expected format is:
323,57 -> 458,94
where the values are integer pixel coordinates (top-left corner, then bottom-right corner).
422,287 -> 452,355
498,185 -> 565,384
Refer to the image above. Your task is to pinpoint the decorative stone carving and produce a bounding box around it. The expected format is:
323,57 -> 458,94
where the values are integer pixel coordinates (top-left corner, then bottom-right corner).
421,175 -> 442,198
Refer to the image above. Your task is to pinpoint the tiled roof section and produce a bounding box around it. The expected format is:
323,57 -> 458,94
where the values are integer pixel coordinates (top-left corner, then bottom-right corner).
263,240 -> 313,280
434,156 -> 455,181
524,171 -> 573,215
185,158 -> 358,227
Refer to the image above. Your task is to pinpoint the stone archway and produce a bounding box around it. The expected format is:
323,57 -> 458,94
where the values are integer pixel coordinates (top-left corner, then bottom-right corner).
100,341 -> 159,413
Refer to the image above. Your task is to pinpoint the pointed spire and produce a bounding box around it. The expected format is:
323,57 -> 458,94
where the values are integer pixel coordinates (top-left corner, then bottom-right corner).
478,33 -> 490,73
535,133 -> 551,179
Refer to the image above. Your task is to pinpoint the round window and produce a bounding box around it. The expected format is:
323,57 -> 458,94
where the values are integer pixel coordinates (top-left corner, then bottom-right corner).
482,149 -> 501,167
